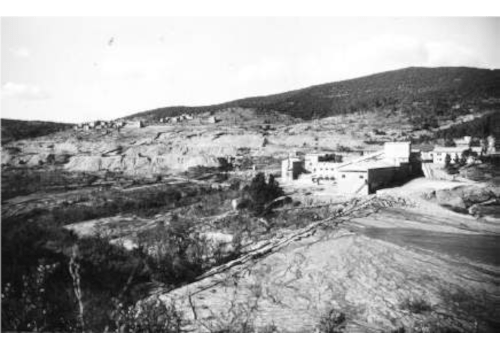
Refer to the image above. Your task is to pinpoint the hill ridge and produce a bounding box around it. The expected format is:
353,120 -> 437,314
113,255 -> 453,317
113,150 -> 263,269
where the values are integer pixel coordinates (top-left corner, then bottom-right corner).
125,66 -> 500,123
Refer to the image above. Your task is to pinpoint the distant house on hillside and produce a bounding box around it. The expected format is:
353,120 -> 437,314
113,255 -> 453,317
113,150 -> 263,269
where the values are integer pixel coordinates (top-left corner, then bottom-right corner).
414,144 -> 435,162
429,146 -> 481,164
454,136 -> 471,148
124,121 -> 144,128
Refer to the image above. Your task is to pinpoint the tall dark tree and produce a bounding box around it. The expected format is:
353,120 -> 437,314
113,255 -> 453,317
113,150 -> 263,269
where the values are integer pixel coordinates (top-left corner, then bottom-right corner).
244,172 -> 285,216
444,154 -> 451,169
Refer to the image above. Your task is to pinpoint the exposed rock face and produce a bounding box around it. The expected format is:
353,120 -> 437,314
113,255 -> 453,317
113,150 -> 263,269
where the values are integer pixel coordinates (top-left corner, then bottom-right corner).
147,231 -> 499,332
436,189 -> 467,210
63,153 -> 222,175
142,199 -> 500,333
1,116 -> 375,177
436,185 -> 500,212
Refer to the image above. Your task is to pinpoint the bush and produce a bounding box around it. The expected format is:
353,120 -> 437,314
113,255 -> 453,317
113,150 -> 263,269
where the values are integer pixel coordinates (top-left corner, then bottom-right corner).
336,145 -> 352,153
111,298 -> 185,333
400,297 -> 432,314
1,261 -> 78,332
444,139 -> 457,147
317,308 -> 346,333
137,217 -> 211,285
243,173 -> 285,216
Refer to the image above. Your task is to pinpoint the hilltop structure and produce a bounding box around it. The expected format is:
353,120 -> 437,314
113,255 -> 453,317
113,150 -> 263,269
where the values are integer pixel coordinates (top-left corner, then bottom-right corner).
123,120 -> 144,129
73,120 -> 139,132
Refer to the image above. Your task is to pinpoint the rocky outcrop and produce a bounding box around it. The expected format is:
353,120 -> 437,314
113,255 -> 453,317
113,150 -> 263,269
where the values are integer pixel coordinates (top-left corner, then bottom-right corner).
63,152 -> 221,175
141,196 -> 500,332
436,188 -> 467,210
436,185 -> 500,214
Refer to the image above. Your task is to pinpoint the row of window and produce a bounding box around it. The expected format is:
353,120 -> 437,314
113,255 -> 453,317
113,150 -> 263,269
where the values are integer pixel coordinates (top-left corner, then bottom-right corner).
340,174 -> 365,179
313,168 -> 335,172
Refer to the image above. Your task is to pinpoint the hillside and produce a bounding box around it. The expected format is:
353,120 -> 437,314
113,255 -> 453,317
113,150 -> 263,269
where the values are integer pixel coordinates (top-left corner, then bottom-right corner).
1,119 -> 73,145
126,67 -> 500,129
2,66 -> 500,333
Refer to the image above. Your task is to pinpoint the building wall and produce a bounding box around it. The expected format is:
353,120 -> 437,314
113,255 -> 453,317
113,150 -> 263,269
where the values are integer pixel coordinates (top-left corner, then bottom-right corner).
292,161 -> 303,179
430,151 -> 459,164
313,162 -> 337,179
337,164 -> 411,195
337,170 -> 369,195
384,142 -> 410,165
305,153 -> 341,178
124,121 -> 144,128
281,158 -> 303,182
368,165 -> 410,193
304,154 -> 322,172
421,152 -> 433,162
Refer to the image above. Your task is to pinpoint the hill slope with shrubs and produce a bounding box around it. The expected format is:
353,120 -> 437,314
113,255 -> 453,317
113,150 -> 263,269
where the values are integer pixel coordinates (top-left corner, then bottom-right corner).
126,67 -> 500,128
1,119 -> 73,144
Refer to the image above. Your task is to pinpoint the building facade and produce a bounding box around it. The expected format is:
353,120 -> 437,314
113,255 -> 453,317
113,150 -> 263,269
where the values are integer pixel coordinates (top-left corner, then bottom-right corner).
429,146 -> 482,164
336,142 -> 413,195
383,142 -> 410,165
304,153 -> 342,179
281,157 -> 304,182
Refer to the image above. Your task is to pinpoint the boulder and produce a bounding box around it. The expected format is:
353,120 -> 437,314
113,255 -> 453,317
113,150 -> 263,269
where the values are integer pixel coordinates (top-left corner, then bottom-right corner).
435,188 -> 467,210
54,153 -> 71,164
458,186 -> 492,206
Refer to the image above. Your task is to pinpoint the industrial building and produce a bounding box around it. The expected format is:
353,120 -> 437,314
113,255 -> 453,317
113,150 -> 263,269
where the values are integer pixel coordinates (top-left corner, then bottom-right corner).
304,153 -> 342,179
335,142 -> 415,195
281,141 -> 419,195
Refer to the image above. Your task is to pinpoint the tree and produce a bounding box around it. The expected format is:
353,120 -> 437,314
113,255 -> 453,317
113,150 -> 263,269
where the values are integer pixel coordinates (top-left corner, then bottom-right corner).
460,149 -> 473,166
243,173 -> 285,216
444,154 -> 452,170
444,139 -> 456,147
217,157 -> 233,172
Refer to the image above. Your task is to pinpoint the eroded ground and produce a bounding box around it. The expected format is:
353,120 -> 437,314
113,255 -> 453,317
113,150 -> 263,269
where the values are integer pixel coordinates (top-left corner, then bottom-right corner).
141,195 -> 500,333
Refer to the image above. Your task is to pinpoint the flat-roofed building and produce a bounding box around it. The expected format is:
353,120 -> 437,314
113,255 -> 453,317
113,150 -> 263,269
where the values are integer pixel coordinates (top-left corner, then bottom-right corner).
336,142 -> 413,195
304,153 -> 342,179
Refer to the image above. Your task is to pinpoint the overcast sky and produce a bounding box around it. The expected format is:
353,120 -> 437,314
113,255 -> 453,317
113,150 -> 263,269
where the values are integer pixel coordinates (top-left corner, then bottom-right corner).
1,17 -> 499,123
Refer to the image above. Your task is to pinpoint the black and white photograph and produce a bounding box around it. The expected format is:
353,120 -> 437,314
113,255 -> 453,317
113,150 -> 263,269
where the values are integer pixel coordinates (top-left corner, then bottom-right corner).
1,3 -> 500,337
